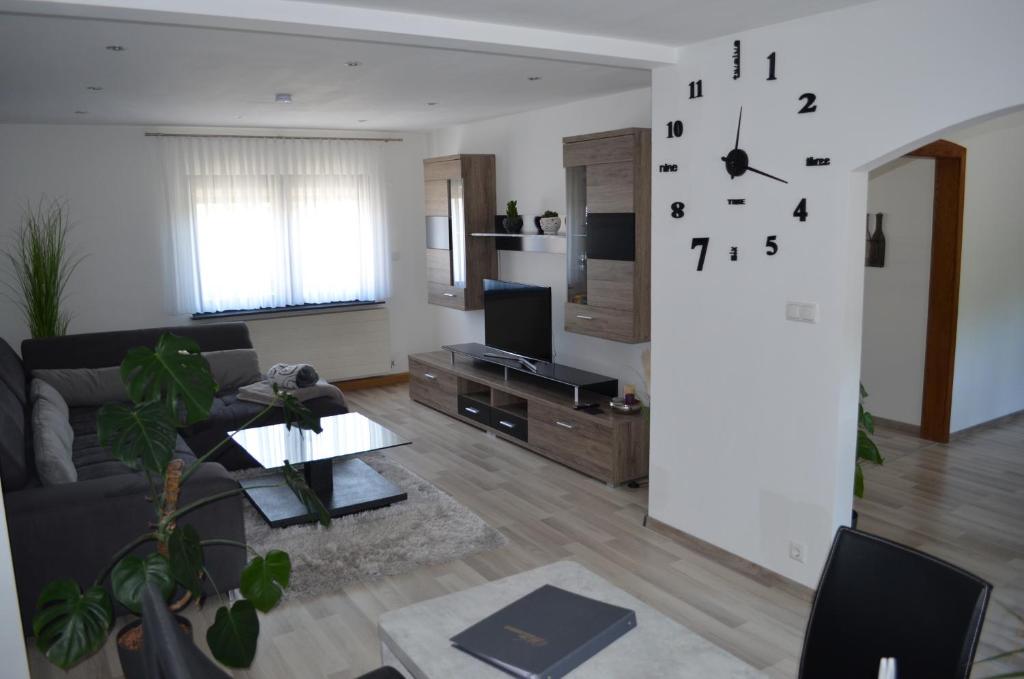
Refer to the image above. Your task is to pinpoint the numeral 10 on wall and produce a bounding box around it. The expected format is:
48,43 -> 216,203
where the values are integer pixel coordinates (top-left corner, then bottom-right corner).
666,120 -> 684,138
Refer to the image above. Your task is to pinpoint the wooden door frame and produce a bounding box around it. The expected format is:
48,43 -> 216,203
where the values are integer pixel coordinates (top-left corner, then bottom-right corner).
905,139 -> 967,442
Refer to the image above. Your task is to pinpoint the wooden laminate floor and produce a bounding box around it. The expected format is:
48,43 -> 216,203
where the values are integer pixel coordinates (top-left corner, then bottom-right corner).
26,387 -> 1024,678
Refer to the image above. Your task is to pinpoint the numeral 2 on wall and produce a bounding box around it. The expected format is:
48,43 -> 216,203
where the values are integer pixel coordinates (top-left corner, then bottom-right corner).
798,93 -> 817,114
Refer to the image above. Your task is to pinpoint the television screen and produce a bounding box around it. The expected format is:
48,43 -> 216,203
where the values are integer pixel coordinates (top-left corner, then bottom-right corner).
483,279 -> 552,362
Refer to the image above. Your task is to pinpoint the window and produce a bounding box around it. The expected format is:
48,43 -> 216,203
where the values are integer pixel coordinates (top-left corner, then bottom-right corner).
157,136 -> 390,314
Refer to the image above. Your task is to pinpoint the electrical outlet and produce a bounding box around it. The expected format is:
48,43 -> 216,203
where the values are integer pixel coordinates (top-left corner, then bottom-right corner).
789,541 -> 806,563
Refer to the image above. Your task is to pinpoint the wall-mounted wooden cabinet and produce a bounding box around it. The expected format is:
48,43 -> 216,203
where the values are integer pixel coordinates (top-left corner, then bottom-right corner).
563,129 -> 651,343
423,154 -> 498,310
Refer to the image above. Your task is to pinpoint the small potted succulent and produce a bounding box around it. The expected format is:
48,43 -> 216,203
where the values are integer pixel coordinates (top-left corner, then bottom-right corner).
503,200 -> 523,234
539,210 -> 561,235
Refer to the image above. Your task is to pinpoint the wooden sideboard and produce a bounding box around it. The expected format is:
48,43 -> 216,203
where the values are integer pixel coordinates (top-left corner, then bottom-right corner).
408,351 -> 648,485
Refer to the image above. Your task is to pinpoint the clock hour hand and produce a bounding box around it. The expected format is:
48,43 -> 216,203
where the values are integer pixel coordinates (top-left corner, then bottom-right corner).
746,165 -> 789,184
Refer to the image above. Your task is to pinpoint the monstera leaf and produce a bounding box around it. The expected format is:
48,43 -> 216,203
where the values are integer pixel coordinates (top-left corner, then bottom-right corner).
282,460 -> 330,527
97,401 -> 178,473
240,550 -> 291,613
168,524 -> 204,598
120,333 -> 216,424
207,599 -> 260,668
111,553 -> 175,614
272,385 -> 322,433
33,580 -> 113,669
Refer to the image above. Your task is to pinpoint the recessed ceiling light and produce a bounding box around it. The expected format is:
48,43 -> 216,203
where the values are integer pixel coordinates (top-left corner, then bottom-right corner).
86,85 -> 103,91
74,110 -> 88,115
346,61 -> 362,67
527,76 -> 542,81
275,93 -> 292,103
426,102 -> 438,106
105,45 -> 125,52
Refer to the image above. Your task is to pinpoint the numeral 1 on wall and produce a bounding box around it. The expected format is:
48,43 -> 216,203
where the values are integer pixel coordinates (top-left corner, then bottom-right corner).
766,52 -> 777,81
688,80 -> 703,99
691,237 -> 709,271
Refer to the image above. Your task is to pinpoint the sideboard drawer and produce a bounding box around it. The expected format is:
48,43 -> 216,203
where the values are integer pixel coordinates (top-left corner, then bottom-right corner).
491,411 -> 528,442
528,410 -> 613,479
428,282 -> 466,309
409,358 -> 457,414
457,396 -> 491,427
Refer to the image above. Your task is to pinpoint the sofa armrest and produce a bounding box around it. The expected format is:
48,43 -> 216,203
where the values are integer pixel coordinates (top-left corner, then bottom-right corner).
6,463 -> 246,631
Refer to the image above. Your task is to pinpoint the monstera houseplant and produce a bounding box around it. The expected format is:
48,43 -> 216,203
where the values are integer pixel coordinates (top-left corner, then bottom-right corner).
32,333 -> 329,674
3,198 -> 85,338
855,383 -> 884,499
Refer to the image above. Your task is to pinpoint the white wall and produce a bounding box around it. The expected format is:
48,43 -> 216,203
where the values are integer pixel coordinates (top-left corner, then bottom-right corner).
860,158 -> 935,426
649,0 -> 1024,587
0,492 -> 29,679
427,88 -> 652,391
948,111 -> 1024,431
0,124 -> 435,371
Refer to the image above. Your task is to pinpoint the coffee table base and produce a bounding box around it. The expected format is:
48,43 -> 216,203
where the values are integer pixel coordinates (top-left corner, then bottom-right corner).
239,458 -> 407,528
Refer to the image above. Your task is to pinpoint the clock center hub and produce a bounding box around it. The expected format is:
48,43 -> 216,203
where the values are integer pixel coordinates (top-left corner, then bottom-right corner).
724,148 -> 749,178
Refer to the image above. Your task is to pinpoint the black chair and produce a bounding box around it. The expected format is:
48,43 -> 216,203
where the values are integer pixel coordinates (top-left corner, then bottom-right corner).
799,527 -> 992,679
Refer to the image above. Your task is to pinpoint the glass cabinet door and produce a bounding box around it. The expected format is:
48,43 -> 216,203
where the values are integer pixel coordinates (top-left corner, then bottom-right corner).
565,166 -> 587,304
449,178 -> 466,287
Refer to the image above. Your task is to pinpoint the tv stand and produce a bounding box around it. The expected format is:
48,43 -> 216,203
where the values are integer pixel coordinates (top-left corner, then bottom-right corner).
408,347 -> 648,485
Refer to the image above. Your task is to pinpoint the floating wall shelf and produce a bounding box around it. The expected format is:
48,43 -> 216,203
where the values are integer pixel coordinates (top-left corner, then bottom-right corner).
470,232 -> 567,254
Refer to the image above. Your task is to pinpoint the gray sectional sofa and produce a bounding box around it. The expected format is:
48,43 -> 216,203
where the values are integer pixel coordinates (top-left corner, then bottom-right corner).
0,322 -> 347,629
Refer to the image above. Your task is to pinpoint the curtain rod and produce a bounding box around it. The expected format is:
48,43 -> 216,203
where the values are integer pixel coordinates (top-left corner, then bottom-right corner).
144,132 -> 403,142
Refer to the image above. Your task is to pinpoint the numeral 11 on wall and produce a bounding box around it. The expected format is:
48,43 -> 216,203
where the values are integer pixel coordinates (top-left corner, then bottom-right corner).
688,80 -> 703,99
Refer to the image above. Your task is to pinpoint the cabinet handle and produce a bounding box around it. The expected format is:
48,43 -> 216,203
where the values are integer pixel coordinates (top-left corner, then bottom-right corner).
555,420 -> 575,430
463,406 -> 480,415
498,420 -> 515,429
423,373 -> 437,380
576,314 -> 594,320
443,292 -> 456,297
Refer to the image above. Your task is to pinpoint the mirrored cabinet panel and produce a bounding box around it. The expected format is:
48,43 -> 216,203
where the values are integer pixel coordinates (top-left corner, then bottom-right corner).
562,129 -> 650,343
423,155 -> 496,310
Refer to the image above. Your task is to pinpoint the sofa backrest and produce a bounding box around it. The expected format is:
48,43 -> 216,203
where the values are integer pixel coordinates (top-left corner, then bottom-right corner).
21,323 -> 253,373
0,337 -> 29,491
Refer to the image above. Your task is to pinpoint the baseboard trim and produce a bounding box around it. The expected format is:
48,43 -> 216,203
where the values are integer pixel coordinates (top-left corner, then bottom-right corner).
645,516 -> 815,602
333,372 -> 410,391
870,416 -> 921,436
950,407 -> 1024,440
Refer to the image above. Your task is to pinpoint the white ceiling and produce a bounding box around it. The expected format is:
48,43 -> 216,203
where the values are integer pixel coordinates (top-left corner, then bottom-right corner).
0,14 -> 649,129
293,0 -> 875,46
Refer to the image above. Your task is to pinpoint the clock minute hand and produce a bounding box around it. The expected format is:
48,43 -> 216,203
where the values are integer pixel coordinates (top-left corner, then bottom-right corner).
734,107 -> 743,150
746,165 -> 789,184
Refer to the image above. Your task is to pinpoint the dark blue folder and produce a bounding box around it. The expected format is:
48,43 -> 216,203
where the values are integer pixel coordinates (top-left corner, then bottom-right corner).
450,584 -> 637,679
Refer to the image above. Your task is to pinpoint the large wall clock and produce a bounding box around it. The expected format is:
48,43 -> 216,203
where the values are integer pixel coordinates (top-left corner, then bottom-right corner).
661,40 -> 829,271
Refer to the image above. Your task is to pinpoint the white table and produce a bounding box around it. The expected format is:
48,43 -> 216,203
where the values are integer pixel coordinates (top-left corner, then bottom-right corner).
378,561 -> 768,678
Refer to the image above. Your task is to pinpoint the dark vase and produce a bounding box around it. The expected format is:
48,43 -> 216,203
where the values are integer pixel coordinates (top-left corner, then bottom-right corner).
533,216 -> 543,234
117,615 -> 194,679
503,216 -> 523,234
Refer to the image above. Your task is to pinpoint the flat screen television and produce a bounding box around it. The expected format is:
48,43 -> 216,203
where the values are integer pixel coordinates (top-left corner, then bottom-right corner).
483,279 -> 552,362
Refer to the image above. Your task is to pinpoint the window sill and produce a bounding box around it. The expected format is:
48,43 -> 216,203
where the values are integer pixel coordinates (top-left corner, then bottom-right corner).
191,300 -> 384,322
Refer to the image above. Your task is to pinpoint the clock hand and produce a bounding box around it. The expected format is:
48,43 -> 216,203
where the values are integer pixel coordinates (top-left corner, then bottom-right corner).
746,165 -> 789,184
734,107 -> 743,151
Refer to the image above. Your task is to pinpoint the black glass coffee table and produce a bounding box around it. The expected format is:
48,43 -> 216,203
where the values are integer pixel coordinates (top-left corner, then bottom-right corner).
234,412 -> 411,528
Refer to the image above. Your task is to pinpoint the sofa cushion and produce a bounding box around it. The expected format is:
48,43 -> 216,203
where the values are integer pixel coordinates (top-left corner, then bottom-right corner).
72,432 -> 197,481
32,365 -> 128,407
30,380 -> 76,486
204,348 -> 262,394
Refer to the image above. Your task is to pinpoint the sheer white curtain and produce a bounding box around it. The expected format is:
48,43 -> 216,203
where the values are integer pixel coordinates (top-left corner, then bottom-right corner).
156,136 -> 390,314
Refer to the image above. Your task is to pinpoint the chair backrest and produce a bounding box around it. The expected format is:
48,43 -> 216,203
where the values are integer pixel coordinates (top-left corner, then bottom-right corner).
140,583 -> 230,679
799,527 -> 991,679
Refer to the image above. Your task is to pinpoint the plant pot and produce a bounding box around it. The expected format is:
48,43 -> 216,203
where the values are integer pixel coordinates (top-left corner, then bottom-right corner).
539,216 -> 562,235
117,615 -> 193,679
533,216 -> 543,234
502,216 -> 523,234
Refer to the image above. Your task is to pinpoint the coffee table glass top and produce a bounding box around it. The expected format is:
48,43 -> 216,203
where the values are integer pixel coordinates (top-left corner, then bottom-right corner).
231,412 -> 410,469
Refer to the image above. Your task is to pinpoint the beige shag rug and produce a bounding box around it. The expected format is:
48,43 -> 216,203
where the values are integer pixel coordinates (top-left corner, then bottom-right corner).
234,453 -> 506,602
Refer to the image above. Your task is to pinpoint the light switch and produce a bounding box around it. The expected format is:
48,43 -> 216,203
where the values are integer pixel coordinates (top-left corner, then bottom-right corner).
786,301 -> 818,324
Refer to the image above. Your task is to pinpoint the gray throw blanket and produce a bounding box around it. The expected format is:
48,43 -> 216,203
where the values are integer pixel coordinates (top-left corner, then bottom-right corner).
237,379 -> 342,405
267,363 -> 319,389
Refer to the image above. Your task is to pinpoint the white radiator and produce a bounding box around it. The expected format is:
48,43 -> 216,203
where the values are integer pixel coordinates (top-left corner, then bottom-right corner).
246,306 -> 391,382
